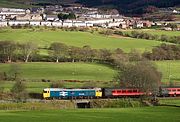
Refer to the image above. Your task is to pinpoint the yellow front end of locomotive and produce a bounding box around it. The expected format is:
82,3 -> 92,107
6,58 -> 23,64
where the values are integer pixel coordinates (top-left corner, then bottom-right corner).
95,88 -> 102,97
43,88 -> 50,99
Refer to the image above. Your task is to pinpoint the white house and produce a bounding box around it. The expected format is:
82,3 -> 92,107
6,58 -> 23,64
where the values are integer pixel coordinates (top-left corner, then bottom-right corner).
62,22 -> 73,27
108,22 -> 121,28
40,21 -> 52,26
86,23 -> 93,27
29,21 -> 41,26
134,21 -> 144,28
52,21 -> 62,27
8,21 -> 29,26
73,22 -> 86,27
0,21 -> 8,27
86,19 -> 113,25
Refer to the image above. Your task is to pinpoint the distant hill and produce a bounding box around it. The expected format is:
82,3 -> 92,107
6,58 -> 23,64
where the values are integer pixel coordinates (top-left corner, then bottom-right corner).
77,0 -> 180,15
0,0 -> 180,15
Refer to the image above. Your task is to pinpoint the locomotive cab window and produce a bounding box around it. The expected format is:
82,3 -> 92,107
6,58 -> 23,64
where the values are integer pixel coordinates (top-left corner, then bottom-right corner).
43,90 -> 47,93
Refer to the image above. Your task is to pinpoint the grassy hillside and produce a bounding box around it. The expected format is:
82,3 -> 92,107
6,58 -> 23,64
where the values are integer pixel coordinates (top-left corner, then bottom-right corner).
0,61 -> 179,82
0,62 -> 116,81
0,61 -> 179,93
0,107 -> 179,122
155,60 -> 180,82
0,29 -> 163,52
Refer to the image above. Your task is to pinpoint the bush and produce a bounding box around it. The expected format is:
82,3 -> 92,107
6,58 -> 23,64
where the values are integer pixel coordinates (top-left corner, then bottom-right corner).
50,81 -> 65,88
90,99 -> 143,108
11,81 -> 28,102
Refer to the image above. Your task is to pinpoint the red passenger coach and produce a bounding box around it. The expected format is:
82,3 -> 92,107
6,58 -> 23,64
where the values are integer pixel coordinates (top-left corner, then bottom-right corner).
112,89 -> 144,97
166,88 -> 180,96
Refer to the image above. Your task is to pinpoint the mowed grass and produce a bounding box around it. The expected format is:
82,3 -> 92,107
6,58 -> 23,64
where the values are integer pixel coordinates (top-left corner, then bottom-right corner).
159,99 -> 180,106
155,60 -> 180,82
0,29 -> 163,52
123,29 -> 180,37
0,62 -> 117,81
0,107 -> 179,122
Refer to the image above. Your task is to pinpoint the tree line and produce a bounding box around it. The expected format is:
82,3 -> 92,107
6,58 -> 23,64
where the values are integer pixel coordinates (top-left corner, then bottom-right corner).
0,41 -> 180,63
122,31 -> 180,44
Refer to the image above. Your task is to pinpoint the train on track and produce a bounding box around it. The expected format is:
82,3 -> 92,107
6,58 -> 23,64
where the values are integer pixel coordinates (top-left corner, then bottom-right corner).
43,87 -> 180,99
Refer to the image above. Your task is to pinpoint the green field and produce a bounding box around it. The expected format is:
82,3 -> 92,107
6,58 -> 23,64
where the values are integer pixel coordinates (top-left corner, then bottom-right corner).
0,107 -> 179,122
1,81 -> 113,93
123,29 -> 180,37
0,62 -> 116,81
159,99 -> 180,106
155,60 -> 180,82
0,29 -> 163,52
0,61 -> 179,82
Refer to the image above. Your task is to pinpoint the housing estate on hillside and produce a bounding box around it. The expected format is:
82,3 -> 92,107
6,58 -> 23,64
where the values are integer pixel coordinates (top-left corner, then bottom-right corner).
0,6 -> 153,29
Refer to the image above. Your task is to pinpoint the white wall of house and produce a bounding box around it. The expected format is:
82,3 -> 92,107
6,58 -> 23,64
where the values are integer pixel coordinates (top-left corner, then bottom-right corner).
0,12 -> 25,15
86,19 -> 113,24
40,21 -> 52,26
29,21 -> 41,26
73,22 -> 86,27
0,21 -> 8,27
8,21 -> 29,26
108,22 -> 120,27
86,23 -> 93,27
62,22 -> 73,27
136,22 -> 143,28
52,21 -> 62,27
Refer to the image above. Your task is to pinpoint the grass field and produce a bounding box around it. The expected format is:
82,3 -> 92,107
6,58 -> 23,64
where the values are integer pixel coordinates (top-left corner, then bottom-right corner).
123,29 -> 180,37
159,99 -> 180,106
0,29 -> 163,52
0,61 -> 179,82
155,60 -> 180,82
1,81 -> 113,93
0,62 -> 116,81
0,61 -> 179,93
0,107 -> 179,122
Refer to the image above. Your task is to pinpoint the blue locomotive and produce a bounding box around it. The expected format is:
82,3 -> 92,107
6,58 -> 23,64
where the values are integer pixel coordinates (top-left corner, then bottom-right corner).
43,88 -> 102,99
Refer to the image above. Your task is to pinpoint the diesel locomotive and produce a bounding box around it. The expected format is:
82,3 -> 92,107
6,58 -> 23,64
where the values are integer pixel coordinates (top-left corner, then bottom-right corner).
43,87 -> 180,99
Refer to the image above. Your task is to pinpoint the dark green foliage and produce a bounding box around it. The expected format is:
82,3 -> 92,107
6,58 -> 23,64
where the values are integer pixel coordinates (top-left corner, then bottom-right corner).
115,61 -> 162,94
90,99 -> 143,108
11,81 -> 28,101
0,41 -> 17,62
49,42 -> 69,62
99,30 -> 114,36
130,31 -> 180,44
58,12 -> 76,20
143,43 -> 180,60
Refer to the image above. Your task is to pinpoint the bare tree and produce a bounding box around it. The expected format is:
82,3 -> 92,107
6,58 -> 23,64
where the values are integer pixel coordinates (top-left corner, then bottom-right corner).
49,42 -> 68,63
115,61 -> 162,94
0,41 -> 17,62
11,81 -> 28,102
19,42 -> 38,62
